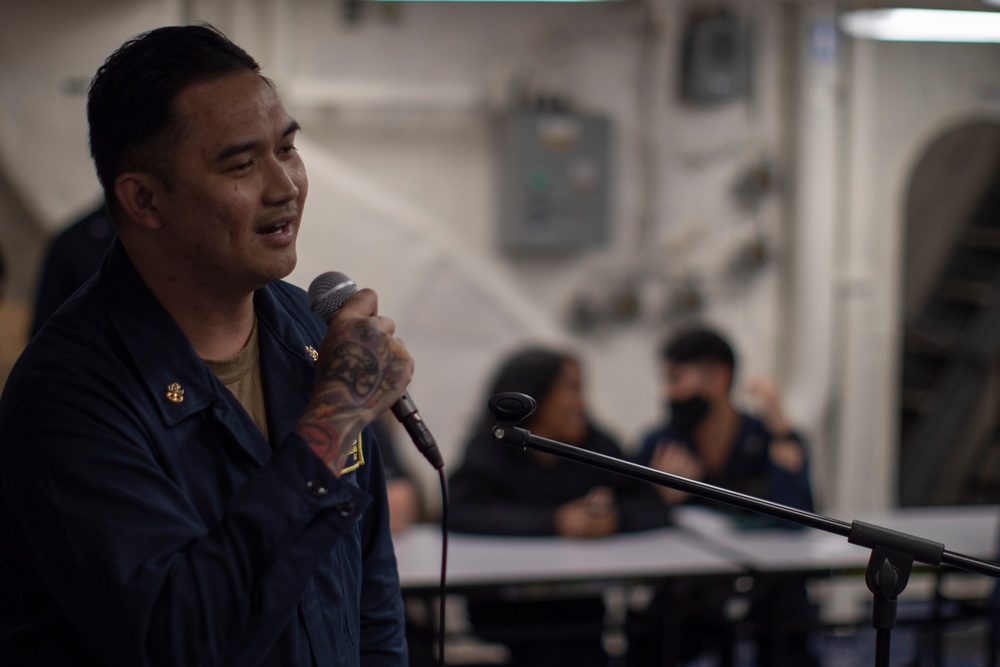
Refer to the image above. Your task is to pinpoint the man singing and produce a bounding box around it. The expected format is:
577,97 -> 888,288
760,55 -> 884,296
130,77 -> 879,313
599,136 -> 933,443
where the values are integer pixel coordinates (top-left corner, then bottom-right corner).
0,24 -> 410,665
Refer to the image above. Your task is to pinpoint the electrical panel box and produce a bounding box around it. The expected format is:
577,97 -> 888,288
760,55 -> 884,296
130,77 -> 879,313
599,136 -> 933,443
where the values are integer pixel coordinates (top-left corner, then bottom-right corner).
497,112 -> 612,253
680,11 -> 751,106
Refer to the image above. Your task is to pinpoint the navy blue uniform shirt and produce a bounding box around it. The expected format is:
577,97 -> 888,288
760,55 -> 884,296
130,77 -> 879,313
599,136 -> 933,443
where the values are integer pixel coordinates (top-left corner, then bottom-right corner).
0,241 -> 407,666
637,413 -> 814,527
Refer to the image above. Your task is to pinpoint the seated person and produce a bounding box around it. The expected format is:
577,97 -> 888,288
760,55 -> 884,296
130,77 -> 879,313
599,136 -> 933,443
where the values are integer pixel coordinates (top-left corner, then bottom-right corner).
632,327 -> 818,667
31,200 -> 115,336
638,326 -> 813,521
448,346 -> 672,667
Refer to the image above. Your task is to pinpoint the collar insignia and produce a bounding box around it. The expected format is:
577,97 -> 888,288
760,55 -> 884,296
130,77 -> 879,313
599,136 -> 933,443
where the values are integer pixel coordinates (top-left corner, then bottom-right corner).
340,432 -> 365,475
165,382 -> 185,403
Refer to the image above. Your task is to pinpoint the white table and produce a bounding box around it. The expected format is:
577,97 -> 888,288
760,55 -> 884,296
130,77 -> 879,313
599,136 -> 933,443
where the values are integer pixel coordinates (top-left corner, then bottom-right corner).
672,504 -> 1000,573
393,525 -> 745,667
393,506 -> 1000,666
669,505 -> 1000,666
394,506 -> 1000,588
393,524 -> 742,591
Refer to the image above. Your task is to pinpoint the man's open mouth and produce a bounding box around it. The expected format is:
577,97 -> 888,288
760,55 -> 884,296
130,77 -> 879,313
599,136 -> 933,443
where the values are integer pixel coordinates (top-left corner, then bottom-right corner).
259,221 -> 290,235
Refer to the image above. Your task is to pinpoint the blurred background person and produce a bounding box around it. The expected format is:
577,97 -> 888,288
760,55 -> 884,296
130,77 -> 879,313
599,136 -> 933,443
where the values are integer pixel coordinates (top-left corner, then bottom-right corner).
631,326 -> 818,666
638,326 -> 813,520
31,200 -> 115,336
448,346 -> 672,667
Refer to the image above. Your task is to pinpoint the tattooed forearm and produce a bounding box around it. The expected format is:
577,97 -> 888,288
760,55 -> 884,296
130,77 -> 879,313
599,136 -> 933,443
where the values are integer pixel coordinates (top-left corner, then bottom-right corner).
296,419 -> 364,473
296,395 -> 369,476
321,341 -> 382,402
296,317 -> 411,476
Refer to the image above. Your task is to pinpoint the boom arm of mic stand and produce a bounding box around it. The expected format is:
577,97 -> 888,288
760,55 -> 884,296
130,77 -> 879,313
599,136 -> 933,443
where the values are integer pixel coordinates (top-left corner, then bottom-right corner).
489,420 -> 1000,578
490,397 -> 1000,667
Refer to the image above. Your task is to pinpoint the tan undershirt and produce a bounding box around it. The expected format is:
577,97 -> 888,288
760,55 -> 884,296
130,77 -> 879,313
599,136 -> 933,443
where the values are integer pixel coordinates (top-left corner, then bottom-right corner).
204,317 -> 269,441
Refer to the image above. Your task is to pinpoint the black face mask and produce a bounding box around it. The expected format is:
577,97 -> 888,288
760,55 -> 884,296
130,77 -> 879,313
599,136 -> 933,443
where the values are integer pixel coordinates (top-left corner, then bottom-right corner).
668,395 -> 710,436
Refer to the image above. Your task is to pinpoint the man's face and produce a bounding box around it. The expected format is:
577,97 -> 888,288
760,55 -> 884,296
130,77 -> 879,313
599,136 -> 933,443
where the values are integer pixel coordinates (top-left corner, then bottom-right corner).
152,70 -> 308,297
662,361 -> 727,404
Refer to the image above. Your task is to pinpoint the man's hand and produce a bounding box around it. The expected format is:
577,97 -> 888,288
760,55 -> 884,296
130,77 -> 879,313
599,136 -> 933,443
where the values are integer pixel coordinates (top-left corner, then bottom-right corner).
741,377 -> 789,435
768,439 -> 805,473
295,289 -> 413,476
741,378 -> 805,473
554,487 -> 619,538
650,442 -> 703,505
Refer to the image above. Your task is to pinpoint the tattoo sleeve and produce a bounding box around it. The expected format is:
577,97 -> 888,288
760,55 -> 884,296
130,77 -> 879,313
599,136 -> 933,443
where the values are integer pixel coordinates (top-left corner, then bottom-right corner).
296,319 -> 409,476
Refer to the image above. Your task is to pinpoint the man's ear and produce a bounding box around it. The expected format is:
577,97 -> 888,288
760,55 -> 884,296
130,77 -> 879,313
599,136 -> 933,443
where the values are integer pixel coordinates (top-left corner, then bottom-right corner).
114,172 -> 164,230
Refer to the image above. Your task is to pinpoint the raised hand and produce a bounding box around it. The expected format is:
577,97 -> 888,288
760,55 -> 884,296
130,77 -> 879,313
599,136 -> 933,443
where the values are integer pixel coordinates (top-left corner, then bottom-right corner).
650,441 -> 704,505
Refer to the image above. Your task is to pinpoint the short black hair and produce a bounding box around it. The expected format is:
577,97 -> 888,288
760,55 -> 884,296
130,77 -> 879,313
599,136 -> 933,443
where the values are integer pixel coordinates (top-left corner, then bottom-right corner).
87,24 -> 262,220
661,327 -> 736,372
487,347 -> 576,406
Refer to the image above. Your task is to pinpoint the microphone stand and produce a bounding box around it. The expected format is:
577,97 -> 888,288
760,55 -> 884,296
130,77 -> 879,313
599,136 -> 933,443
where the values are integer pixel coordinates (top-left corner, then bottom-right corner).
487,392 -> 1000,667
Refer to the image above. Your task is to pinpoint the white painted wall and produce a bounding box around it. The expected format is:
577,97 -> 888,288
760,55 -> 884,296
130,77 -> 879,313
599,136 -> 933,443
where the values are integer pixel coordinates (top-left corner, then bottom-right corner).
0,0 -> 183,229
276,0 -> 797,507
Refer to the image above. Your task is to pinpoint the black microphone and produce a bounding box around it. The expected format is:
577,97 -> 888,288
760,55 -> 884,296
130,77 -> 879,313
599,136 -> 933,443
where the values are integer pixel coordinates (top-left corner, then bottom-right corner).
307,271 -> 445,470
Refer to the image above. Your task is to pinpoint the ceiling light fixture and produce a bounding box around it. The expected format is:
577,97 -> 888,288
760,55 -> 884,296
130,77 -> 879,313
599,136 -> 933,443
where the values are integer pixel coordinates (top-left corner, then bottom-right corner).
839,8 -> 1000,43
372,0 -> 624,3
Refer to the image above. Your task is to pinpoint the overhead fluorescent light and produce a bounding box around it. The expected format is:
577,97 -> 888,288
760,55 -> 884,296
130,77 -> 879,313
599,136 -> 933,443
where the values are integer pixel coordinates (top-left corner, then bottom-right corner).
374,0 -> 623,2
839,8 -> 1000,42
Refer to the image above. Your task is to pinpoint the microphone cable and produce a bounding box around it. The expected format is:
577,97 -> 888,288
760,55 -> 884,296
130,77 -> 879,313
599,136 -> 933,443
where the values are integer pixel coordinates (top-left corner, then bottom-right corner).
434,469 -> 449,667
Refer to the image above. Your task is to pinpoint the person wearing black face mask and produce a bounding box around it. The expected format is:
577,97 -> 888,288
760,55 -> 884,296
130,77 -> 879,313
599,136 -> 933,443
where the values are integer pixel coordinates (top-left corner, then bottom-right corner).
666,393 -> 712,436
629,327 -> 818,667
636,327 -> 813,516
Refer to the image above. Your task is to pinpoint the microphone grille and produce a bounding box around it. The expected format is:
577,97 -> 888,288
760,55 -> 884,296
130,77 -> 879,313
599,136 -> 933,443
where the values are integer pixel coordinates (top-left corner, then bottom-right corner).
308,271 -> 357,321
